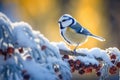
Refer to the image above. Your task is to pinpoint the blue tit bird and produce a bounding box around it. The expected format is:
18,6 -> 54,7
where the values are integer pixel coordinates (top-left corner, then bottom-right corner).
58,14 -> 105,53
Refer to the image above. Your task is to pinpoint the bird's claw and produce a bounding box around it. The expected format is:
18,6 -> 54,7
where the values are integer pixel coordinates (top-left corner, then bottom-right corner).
73,49 -> 77,55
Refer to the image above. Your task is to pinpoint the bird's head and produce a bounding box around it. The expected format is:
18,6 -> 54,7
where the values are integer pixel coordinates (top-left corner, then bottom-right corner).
58,14 -> 76,29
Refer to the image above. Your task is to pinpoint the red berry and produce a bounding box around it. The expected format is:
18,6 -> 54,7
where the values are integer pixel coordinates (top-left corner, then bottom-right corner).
116,62 -> 120,68
71,66 -> 75,73
19,48 -> 24,53
109,66 -> 117,74
110,54 -> 116,59
74,60 -> 81,70
74,64 -> 80,70
62,55 -> 69,59
68,59 -> 74,67
75,60 -> 81,65
7,47 -> 14,54
41,45 -> 47,50
85,67 -> 92,73
79,63 -> 85,68
96,71 -> 101,77
78,69 -> 85,75
95,64 -> 102,72
111,66 -> 117,71
109,69 -> 116,74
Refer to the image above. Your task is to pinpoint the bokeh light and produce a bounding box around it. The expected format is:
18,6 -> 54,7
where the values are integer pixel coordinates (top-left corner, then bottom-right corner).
0,0 -> 120,49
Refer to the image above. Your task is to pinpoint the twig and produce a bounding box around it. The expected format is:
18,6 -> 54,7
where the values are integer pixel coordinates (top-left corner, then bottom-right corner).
59,49 -> 86,56
59,49 -> 103,61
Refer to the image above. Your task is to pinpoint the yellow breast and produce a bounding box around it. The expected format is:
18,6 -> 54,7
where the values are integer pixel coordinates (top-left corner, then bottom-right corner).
64,27 -> 87,45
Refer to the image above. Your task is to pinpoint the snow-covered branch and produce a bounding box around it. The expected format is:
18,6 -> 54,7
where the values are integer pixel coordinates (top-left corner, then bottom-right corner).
0,12 -> 120,80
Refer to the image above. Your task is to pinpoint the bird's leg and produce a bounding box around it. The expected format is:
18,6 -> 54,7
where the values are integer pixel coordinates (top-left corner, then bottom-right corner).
73,43 -> 80,55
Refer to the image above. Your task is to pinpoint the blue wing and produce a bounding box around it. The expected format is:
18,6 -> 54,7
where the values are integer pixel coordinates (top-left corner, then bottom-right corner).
69,22 -> 92,36
69,22 -> 105,41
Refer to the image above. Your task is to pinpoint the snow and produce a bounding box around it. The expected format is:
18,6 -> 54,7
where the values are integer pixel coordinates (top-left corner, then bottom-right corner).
23,58 -> 57,80
107,47 -> 120,56
12,22 -> 37,48
0,55 -> 6,66
46,57 -> 72,80
1,12 -> 120,80
76,48 -> 113,66
0,12 -> 72,80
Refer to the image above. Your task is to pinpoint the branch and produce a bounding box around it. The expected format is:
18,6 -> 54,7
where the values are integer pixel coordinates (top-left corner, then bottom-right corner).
59,49 -> 86,56
59,49 -> 103,61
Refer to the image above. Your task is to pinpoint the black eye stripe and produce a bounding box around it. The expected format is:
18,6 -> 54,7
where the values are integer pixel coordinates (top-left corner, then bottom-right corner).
59,22 -> 66,29
62,18 -> 72,22
62,20 -> 66,22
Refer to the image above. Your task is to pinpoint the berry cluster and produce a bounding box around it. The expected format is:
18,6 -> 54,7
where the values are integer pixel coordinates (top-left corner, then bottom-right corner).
108,53 -> 120,75
0,47 -> 23,60
0,47 -> 14,60
62,53 -> 120,77
69,59 -> 102,76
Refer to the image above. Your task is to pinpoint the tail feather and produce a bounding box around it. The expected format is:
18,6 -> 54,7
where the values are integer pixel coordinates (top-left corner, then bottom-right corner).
90,35 -> 105,41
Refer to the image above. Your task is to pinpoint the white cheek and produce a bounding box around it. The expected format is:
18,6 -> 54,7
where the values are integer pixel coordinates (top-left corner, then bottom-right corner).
62,20 -> 72,27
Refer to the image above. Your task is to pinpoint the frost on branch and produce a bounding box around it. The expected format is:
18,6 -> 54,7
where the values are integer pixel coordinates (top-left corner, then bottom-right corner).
0,12 -> 71,80
0,12 -> 120,80
56,43 -> 120,80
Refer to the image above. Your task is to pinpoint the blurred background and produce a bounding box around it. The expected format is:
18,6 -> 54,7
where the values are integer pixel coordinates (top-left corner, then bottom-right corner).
0,0 -> 120,80
0,0 -> 120,49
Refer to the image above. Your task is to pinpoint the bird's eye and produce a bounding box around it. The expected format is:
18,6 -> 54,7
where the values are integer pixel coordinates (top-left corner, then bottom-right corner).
62,20 -> 67,22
